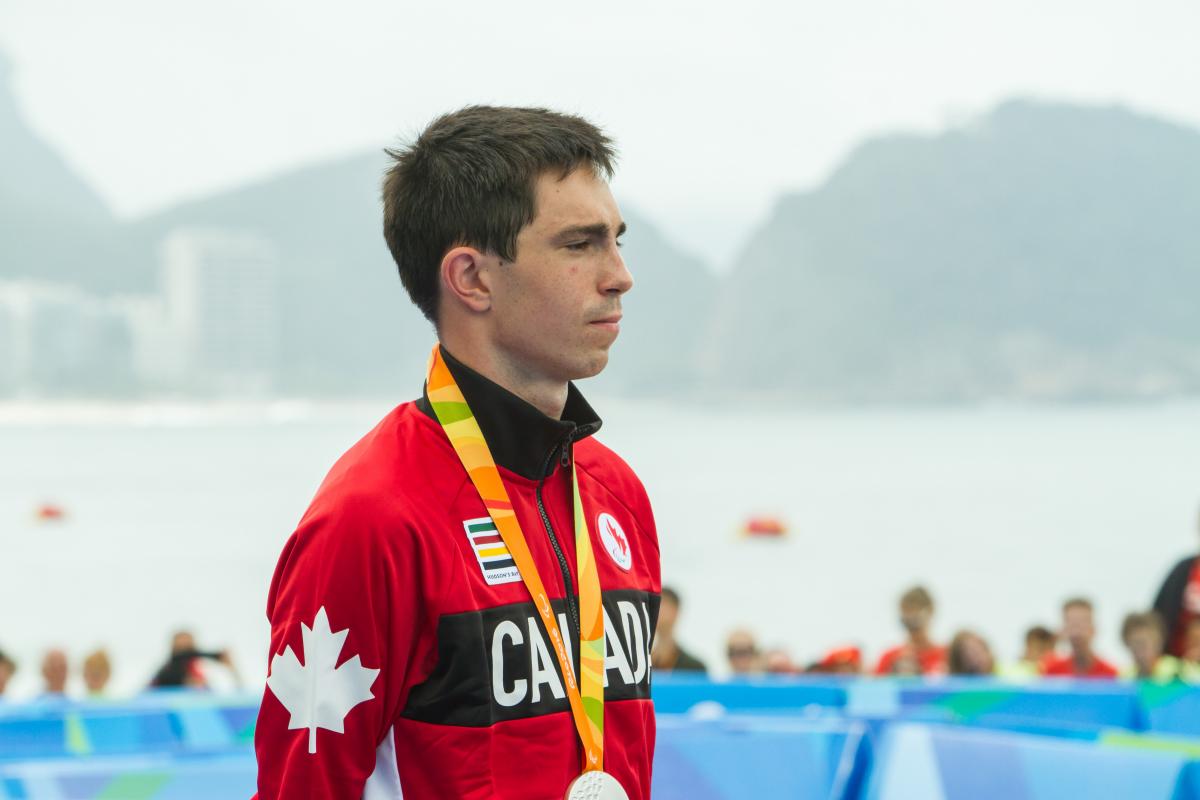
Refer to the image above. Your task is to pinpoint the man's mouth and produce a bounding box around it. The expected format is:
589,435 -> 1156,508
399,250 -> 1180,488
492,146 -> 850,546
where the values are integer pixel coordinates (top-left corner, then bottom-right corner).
589,314 -> 622,332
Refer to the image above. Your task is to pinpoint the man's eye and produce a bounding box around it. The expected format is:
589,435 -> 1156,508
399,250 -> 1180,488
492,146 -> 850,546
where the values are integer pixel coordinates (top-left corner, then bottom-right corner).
566,241 -> 589,251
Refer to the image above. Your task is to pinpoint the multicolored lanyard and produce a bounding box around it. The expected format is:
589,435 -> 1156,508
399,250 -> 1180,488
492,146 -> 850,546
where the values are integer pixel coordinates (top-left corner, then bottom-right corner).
426,345 -> 606,772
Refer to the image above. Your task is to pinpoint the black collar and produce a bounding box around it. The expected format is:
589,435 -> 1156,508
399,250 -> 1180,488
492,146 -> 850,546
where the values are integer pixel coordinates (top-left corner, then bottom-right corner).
417,345 -> 603,481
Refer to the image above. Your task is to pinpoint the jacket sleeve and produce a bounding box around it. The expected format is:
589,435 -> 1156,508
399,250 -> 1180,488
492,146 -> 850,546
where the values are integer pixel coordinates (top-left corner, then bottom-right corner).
254,495 -> 428,799
1153,556 -> 1195,657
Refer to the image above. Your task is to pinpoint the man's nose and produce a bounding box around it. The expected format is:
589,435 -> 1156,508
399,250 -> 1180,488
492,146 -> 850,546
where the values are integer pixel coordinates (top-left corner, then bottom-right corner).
602,246 -> 633,296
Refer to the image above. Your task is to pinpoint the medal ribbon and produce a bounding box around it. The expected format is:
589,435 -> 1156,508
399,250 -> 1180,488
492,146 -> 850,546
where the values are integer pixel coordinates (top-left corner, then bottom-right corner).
426,345 -> 606,772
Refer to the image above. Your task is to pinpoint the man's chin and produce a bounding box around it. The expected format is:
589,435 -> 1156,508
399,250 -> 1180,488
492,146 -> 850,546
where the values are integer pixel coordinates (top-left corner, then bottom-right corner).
572,352 -> 609,380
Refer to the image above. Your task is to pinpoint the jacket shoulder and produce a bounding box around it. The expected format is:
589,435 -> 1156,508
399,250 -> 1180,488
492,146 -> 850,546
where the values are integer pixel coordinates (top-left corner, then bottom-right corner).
575,436 -> 648,500
301,401 -> 460,538
575,436 -> 656,542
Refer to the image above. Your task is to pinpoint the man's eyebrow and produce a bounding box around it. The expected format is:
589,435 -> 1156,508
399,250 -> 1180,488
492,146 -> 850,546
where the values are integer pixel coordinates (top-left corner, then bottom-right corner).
551,221 -> 628,241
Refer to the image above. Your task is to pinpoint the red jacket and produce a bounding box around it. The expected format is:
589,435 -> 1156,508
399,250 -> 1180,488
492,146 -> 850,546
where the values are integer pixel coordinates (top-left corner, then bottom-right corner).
1040,652 -> 1119,679
254,349 -> 661,799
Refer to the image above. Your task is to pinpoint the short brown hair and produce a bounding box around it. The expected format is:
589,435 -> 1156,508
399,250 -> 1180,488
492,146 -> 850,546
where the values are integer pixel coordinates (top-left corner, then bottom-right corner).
1121,611 -> 1165,644
381,106 -> 617,323
1063,597 -> 1094,614
1024,625 -> 1055,646
900,585 -> 934,611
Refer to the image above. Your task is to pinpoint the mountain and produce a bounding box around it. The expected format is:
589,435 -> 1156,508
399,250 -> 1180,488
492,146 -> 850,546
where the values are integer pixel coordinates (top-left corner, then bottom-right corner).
710,100 -> 1200,402
0,52 -> 124,289
123,153 -> 716,396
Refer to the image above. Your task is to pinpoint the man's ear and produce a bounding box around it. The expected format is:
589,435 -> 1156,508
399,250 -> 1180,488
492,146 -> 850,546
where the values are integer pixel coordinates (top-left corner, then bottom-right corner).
440,246 -> 493,314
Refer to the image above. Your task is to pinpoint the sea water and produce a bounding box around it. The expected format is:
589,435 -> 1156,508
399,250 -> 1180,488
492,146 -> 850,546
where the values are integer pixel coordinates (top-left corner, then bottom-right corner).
1,399 -> 1198,697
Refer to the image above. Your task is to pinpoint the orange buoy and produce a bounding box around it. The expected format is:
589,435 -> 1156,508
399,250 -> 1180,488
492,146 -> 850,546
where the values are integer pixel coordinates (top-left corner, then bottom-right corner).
741,516 -> 787,538
35,503 -> 67,522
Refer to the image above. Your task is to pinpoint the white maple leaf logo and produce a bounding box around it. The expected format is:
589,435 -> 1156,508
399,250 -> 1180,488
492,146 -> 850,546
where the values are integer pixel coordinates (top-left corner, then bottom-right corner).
266,607 -> 380,754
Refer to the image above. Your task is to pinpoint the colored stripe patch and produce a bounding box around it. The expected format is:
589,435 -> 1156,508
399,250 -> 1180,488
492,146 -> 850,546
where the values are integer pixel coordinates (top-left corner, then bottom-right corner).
463,517 -> 521,586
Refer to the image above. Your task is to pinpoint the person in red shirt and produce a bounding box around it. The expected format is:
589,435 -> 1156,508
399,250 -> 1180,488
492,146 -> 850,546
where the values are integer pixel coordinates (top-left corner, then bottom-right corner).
254,107 -> 660,799
1040,597 -> 1119,678
1152,508 -> 1200,658
874,585 -> 947,676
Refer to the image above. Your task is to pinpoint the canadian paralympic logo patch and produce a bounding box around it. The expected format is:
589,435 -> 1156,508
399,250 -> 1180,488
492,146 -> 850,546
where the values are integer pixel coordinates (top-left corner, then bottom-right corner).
597,512 -> 632,571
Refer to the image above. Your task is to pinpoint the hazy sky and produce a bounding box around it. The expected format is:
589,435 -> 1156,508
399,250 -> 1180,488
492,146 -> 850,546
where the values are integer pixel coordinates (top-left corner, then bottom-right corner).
2,0 -> 1198,267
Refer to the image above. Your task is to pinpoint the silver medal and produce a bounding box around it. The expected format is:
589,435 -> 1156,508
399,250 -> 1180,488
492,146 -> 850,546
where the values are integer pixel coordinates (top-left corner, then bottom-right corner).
564,770 -> 630,800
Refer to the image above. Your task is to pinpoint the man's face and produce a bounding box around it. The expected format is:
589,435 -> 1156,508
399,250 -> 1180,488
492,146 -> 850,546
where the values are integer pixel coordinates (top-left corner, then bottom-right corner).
42,650 -> 68,692
1063,606 -> 1094,650
485,168 -> 632,385
657,597 -> 678,639
1125,627 -> 1162,671
726,631 -> 759,675
900,603 -> 932,635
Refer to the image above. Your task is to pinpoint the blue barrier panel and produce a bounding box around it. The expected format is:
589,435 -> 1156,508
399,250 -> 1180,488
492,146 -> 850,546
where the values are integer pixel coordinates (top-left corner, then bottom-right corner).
865,723 -> 1190,800
652,674 -> 847,715
0,696 -> 260,761
1180,762 -> 1200,800
894,678 -> 1144,729
0,752 -> 257,799
1140,684 -> 1200,738
654,715 -> 869,800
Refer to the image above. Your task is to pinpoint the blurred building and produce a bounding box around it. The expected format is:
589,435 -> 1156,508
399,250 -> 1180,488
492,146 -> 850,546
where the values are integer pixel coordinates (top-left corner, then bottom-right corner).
161,229 -> 280,394
0,281 -> 138,395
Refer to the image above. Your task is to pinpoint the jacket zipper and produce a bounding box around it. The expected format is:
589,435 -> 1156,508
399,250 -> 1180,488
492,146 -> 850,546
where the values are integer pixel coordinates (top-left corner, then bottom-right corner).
536,431 -> 581,680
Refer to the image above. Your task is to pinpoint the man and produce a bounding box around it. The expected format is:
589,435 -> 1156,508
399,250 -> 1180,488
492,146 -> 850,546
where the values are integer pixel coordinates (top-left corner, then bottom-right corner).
725,629 -> 762,675
1041,597 -> 1118,678
874,586 -> 947,676
1152,507 -> 1200,658
651,586 -> 706,674
41,648 -> 69,697
82,649 -> 112,697
255,107 -> 660,800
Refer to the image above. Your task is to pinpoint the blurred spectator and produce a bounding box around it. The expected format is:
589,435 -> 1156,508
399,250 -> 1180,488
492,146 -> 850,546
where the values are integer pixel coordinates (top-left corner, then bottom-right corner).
1120,611 -> 1184,681
82,649 -> 112,696
0,648 -> 15,696
947,630 -> 996,676
150,629 -> 235,688
1041,597 -> 1118,678
1185,618 -> 1200,663
651,587 -> 707,674
763,647 -> 796,675
874,586 -> 947,676
41,648 -> 69,696
726,629 -> 762,675
806,646 -> 863,675
1022,626 -> 1057,665
1152,507 -> 1200,658
1000,625 -> 1058,679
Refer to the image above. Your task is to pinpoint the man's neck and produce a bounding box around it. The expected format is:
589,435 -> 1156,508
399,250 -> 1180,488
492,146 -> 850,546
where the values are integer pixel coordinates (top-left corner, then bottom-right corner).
1071,646 -> 1094,667
908,631 -> 932,650
439,335 -> 568,419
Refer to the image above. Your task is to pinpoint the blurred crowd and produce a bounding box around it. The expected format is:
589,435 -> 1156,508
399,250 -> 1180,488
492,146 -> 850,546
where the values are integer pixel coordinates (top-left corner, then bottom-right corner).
0,630 -> 237,701
654,586 -> 1200,681
654,513 -> 1200,682
5,515 -> 1199,699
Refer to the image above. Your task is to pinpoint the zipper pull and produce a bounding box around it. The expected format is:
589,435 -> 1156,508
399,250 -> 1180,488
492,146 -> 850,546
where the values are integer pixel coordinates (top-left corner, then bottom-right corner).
560,443 -> 571,468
